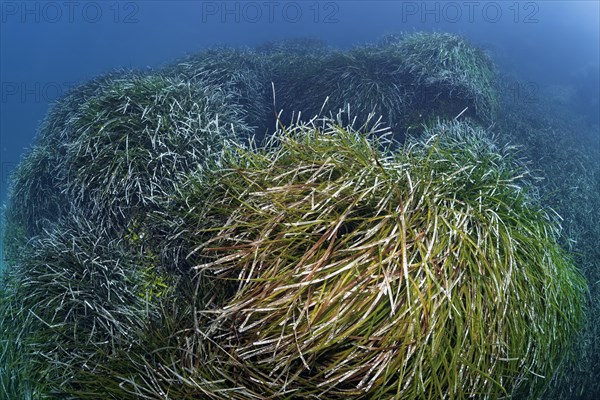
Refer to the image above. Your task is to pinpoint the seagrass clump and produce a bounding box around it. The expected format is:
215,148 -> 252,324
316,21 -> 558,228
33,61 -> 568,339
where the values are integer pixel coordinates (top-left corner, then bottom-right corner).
271,46 -> 413,136
1,73 -> 124,263
2,145 -> 63,265
177,117 -> 586,399
0,213 -> 172,397
257,38 -> 334,129
60,72 -> 248,230
494,86 -> 600,398
318,46 -> 413,131
0,33 -> 591,399
390,32 -> 499,123
263,33 -> 498,137
165,47 -> 271,134
2,71 -> 248,268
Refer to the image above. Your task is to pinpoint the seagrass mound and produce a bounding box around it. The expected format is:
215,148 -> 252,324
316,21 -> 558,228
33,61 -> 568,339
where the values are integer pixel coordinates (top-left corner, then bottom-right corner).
168,117 -> 586,399
3,72 -> 249,253
494,86 -> 600,398
388,32 -> 499,123
60,73 -> 249,228
164,47 -> 272,135
0,31 -> 591,399
265,32 -> 498,137
268,46 -> 410,135
1,72 -> 124,257
0,115 -> 588,399
0,213 -> 172,397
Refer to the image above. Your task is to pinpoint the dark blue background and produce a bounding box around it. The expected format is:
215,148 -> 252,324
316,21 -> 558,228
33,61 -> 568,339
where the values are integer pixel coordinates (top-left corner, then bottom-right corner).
1,0 -> 599,247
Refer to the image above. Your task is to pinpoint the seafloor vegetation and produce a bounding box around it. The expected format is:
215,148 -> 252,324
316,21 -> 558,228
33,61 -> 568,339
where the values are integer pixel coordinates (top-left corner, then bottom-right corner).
1,32 -> 598,399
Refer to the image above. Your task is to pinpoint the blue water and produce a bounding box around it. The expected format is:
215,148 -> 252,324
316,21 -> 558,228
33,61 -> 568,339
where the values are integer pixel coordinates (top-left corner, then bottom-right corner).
0,3 -> 598,263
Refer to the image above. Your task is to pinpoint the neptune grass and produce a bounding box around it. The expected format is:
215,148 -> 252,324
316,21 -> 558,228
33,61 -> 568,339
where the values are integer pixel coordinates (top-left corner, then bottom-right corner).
61,72 -> 248,231
166,116 -> 586,399
165,47 -> 271,133
0,213 -> 170,397
392,32 -> 499,123
0,33 -> 591,399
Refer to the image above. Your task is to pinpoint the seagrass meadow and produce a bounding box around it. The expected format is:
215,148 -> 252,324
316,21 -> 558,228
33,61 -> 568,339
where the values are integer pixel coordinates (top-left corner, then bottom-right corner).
0,32 -> 597,399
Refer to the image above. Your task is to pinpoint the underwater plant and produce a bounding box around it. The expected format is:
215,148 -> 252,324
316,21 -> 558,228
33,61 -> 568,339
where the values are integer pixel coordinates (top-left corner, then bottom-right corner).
1,113 -> 587,399
148,116 -> 585,399
495,80 -> 600,399
1,73 -> 123,265
165,47 -> 272,136
0,213 -> 172,397
2,71 -> 248,268
389,32 -> 499,124
258,38 -> 335,131
271,45 -> 413,137
2,144 -> 62,265
265,33 -> 498,140
59,72 -> 248,231
1,33 -> 593,399
0,72 -> 251,398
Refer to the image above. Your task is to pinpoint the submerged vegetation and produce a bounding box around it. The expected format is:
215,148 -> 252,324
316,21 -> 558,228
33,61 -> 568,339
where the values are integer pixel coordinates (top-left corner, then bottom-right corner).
164,117 -> 585,399
1,32 -> 597,399
60,73 -> 246,229
264,33 -> 498,138
494,81 -> 600,399
391,32 -> 499,123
